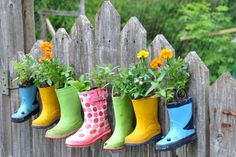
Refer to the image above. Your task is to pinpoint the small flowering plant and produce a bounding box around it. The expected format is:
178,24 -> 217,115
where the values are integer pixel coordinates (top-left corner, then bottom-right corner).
33,41 -> 74,88
12,53 -> 36,87
124,50 -> 154,99
146,49 -> 190,103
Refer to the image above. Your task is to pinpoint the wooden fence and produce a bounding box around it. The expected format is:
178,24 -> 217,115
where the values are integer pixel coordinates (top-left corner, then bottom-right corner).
1,1 -> 236,157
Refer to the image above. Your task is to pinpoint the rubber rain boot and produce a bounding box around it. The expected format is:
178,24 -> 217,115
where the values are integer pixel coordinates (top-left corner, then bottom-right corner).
32,85 -> 60,129
11,85 -> 39,123
156,97 -> 197,151
66,88 -> 111,147
125,96 -> 162,145
104,95 -> 134,150
45,86 -> 83,139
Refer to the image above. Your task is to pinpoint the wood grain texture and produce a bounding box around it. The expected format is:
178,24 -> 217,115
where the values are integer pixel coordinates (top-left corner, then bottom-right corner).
95,0 -> 120,66
209,73 -> 236,157
177,51 -> 210,157
149,34 -> 175,59
120,17 -> 147,67
52,28 -> 72,65
70,15 -> 95,75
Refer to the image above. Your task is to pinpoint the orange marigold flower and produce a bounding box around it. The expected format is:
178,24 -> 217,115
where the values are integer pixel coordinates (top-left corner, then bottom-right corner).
159,49 -> 173,60
45,51 -> 53,60
150,58 -> 163,70
40,41 -> 53,53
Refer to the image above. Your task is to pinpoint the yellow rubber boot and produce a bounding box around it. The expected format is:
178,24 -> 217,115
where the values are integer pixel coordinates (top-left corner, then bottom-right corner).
125,96 -> 162,145
32,85 -> 60,129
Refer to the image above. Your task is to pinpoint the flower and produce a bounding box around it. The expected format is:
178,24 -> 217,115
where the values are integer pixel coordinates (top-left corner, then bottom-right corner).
159,49 -> 174,60
150,58 -> 163,70
40,42 -> 53,53
137,50 -> 149,59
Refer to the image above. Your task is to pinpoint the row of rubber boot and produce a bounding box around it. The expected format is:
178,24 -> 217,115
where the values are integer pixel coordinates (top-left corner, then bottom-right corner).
12,85 -> 196,151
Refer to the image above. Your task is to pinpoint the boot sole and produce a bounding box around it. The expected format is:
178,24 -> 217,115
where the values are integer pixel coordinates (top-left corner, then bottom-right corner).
32,119 -> 60,129
45,130 -> 78,140
103,146 -> 125,151
67,129 -> 111,148
125,133 -> 162,146
11,107 -> 40,123
156,132 -> 197,151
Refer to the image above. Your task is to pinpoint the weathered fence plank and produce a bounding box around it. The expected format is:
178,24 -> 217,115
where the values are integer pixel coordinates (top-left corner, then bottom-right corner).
70,15 -> 95,75
209,73 -> 236,157
52,28 -> 72,66
177,52 -> 210,157
120,17 -> 147,67
95,0 -> 120,66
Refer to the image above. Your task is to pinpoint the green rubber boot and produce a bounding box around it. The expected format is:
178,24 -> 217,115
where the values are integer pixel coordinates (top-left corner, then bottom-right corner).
45,86 -> 83,139
104,95 -> 134,150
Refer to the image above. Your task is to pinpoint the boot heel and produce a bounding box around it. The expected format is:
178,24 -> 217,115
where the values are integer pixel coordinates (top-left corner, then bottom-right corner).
101,132 -> 111,141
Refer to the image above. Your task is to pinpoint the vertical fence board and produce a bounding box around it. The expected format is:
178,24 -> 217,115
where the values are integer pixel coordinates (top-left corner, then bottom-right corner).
120,17 -> 147,67
70,15 -> 95,75
149,34 -> 175,59
149,36 -> 175,157
209,73 -> 236,157
95,0 -> 120,66
0,0 -> 25,157
177,52 -> 210,157
52,28 -> 72,66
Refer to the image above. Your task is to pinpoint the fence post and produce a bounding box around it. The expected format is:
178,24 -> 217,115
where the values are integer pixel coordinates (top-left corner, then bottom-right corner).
177,51 -> 210,157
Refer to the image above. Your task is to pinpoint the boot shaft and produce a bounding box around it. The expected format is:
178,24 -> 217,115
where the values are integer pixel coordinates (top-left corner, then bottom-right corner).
38,85 -> 60,113
56,86 -> 82,119
79,88 -> 109,121
19,85 -> 37,105
167,97 -> 194,129
131,96 -> 160,129
112,95 -> 134,127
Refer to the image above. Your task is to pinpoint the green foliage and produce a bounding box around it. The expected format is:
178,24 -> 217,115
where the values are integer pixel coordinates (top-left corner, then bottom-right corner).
32,59 -> 74,88
68,75 -> 91,92
178,2 -> 236,82
125,58 -> 153,99
146,57 -> 190,102
89,64 -> 115,88
12,54 -> 36,87
109,67 -> 132,97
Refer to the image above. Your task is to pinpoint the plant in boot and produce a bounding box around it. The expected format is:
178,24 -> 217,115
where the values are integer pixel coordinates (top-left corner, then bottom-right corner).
11,53 -> 40,123
45,61 -> 84,139
31,41 -> 61,129
66,65 -> 114,148
146,49 -> 197,151
124,50 -> 162,146
103,67 -> 135,150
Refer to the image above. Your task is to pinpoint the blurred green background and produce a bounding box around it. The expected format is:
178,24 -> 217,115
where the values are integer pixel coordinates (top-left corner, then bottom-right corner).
34,0 -> 236,82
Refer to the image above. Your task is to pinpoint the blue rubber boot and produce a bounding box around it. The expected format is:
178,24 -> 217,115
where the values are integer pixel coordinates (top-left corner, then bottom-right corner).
156,97 -> 197,151
11,85 -> 40,123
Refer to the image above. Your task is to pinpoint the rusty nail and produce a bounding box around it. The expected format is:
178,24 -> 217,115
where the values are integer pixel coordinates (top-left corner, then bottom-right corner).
221,123 -> 231,128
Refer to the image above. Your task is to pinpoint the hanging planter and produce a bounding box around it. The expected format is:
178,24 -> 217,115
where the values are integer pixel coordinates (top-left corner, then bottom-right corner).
45,61 -> 84,139
11,54 -> 39,123
31,42 -> 61,129
66,65 -> 115,147
119,50 -> 162,146
104,93 -> 134,150
146,49 -> 197,151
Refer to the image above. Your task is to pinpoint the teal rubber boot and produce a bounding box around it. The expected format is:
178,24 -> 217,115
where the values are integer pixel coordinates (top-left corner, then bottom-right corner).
45,86 -> 83,139
11,85 -> 39,123
104,95 -> 134,150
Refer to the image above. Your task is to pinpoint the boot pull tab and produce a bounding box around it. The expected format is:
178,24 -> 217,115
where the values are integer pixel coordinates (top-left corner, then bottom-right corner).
222,109 -> 236,117
176,89 -> 187,102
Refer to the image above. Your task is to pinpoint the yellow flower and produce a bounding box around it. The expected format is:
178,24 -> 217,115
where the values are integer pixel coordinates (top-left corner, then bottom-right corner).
150,58 -> 163,70
159,49 -> 174,60
40,41 -> 53,53
137,50 -> 149,59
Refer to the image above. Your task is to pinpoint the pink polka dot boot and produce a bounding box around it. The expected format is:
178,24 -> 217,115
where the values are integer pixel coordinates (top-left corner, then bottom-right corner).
66,88 -> 111,147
